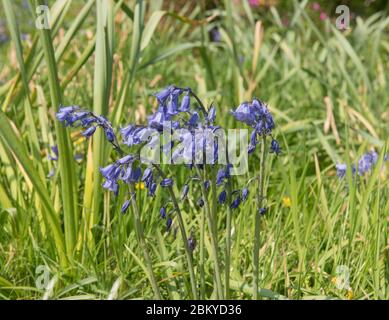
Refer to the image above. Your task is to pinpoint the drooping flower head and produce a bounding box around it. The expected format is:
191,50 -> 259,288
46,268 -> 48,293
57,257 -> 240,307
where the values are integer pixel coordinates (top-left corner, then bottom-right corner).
231,98 -> 279,154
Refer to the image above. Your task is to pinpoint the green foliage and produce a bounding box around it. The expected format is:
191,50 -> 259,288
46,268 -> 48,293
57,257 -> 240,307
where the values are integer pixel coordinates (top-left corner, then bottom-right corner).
0,0 -> 388,300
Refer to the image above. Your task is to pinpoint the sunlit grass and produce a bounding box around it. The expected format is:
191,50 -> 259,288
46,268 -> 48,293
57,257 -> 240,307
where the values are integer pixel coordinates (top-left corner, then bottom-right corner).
0,0 -> 388,300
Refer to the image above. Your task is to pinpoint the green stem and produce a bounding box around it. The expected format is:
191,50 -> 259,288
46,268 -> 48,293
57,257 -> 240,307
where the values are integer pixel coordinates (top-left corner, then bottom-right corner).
195,166 -> 224,299
225,180 -> 233,299
153,165 -> 198,299
129,184 -> 162,299
199,206 -> 206,299
253,135 -> 267,300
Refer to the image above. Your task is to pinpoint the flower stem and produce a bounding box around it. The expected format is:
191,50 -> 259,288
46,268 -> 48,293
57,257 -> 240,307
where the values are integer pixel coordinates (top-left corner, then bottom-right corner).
153,164 -> 198,299
128,184 -> 162,299
225,180 -> 233,299
253,134 -> 267,300
195,166 -> 224,299
199,206 -> 206,299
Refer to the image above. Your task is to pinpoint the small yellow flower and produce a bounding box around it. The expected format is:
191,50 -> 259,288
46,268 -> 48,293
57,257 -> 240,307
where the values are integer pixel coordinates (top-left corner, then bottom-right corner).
135,182 -> 145,190
346,289 -> 353,300
282,196 -> 291,208
331,277 -> 337,285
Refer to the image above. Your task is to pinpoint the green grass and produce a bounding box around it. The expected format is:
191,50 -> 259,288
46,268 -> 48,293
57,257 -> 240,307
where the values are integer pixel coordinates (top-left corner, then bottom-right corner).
0,0 -> 388,300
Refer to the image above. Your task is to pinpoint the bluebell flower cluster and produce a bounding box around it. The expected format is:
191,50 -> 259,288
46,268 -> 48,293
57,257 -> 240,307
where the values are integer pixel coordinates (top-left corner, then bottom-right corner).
336,151 -> 387,178
56,105 -> 164,207
231,98 -> 280,155
56,86 -> 231,226
56,106 -> 117,144
56,87 -> 278,228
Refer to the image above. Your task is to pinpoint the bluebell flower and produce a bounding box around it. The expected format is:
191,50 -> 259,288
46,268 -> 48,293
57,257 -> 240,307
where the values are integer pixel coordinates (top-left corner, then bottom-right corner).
230,195 -> 241,209
130,167 -> 142,182
259,207 -> 267,215
48,145 -> 59,161
117,154 -> 134,165
218,190 -> 227,204
166,89 -> 182,116
102,179 -> 119,195
181,184 -> 189,200
216,168 -> 225,185
160,207 -> 166,219
154,86 -> 174,105
160,178 -> 174,187
204,180 -> 210,191
148,109 -> 171,131
100,164 -> 120,181
57,106 -> 118,145
231,98 -> 275,135
242,188 -> 249,201
141,168 -> 153,182
188,233 -> 196,252
336,163 -> 347,178
81,126 -> 96,138
336,151 -> 381,179
358,151 -> 378,175
248,130 -> 258,154
207,106 -> 216,123
210,27 -> 221,42
81,117 -> 96,127
166,218 -> 173,232
105,127 -> 115,142
148,182 -> 157,197
188,112 -> 199,127
230,102 -> 255,126
121,199 -> 131,214
180,94 -> 190,112
56,106 -> 79,123
270,139 -> 281,155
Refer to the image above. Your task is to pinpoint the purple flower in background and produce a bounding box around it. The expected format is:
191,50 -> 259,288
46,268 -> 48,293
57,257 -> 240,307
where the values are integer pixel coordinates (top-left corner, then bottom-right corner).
336,163 -> 347,178
248,0 -> 260,7
311,2 -> 320,11
358,151 -> 378,175
320,12 -> 327,21
336,151 -> 385,179
48,145 -> 59,161
210,27 -> 221,43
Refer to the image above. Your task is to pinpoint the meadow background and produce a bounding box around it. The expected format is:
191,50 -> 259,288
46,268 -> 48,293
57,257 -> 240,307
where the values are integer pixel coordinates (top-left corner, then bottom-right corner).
0,0 -> 388,300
